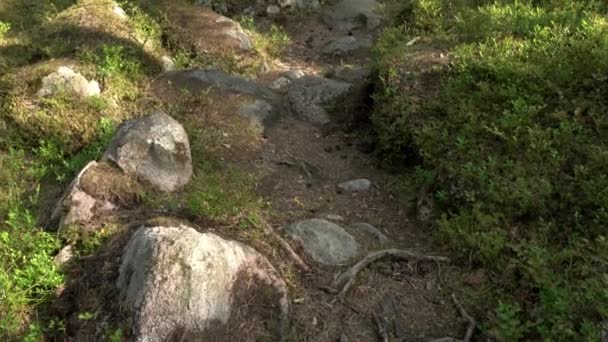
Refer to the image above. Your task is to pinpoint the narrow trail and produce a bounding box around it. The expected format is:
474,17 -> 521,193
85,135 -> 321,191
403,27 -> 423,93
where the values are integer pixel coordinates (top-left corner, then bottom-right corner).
238,6 -> 462,341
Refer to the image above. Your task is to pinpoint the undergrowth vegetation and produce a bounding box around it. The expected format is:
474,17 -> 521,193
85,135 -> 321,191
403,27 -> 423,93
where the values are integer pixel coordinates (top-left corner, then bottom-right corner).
374,0 -> 608,339
0,0 -> 275,338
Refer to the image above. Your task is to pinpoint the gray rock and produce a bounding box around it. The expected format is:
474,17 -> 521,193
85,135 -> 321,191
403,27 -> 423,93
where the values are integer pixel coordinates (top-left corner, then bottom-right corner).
350,222 -> 389,244
279,0 -> 297,8
37,66 -> 100,98
286,76 -> 351,124
322,36 -> 373,56
157,70 -> 281,129
323,0 -> 381,31
103,112 -> 193,192
267,4 -> 281,15
337,178 -> 372,192
118,224 -> 289,342
283,219 -> 360,265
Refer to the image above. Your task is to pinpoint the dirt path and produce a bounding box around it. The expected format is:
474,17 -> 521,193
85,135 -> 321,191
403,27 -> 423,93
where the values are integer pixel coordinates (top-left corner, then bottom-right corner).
245,8 -> 462,341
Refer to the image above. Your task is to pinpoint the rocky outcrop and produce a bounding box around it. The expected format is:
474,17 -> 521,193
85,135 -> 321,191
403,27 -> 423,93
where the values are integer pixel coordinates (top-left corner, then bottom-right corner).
283,219 -> 361,265
103,112 -> 193,192
156,70 -> 281,130
117,224 -> 289,341
285,76 -> 352,124
37,66 -> 100,98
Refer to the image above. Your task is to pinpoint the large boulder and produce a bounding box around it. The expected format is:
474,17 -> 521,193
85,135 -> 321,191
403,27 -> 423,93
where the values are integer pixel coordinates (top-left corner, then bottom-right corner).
283,219 -> 361,265
117,224 -> 289,341
103,112 -> 193,192
285,76 -> 352,124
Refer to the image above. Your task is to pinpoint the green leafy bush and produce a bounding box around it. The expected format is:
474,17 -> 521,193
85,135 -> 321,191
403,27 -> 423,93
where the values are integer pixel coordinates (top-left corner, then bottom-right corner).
374,0 -> 608,339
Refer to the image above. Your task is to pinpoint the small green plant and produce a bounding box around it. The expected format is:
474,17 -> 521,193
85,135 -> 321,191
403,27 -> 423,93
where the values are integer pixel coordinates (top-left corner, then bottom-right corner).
0,21 -> 10,40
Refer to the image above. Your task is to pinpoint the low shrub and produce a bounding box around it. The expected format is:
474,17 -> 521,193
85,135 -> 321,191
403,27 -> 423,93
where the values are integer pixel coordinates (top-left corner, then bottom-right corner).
374,0 -> 608,339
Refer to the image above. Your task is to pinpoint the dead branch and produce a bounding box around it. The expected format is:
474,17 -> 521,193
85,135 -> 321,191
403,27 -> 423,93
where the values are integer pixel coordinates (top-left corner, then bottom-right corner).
428,294 -> 476,342
372,313 -> 390,342
263,220 -> 312,273
333,249 -> 450,299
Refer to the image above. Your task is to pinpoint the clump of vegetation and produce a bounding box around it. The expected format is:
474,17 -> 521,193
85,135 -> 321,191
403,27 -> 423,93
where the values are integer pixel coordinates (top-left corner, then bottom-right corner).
239,16 -> 292,59
374,0 -> 608,339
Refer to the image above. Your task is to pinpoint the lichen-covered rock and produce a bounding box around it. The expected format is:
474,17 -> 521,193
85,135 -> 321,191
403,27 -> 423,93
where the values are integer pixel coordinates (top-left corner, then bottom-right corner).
285,76 -> 351,124
103,112 -> 193,192
117,224 -> 289,342
37,66 -> 100,98
283,219 -> 361,265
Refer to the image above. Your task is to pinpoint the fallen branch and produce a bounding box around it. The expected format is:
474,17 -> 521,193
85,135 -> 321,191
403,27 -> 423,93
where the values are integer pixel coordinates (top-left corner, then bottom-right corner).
429,294 -> 476,342
333,249 -> 450,299
372,313 -> 389,342
263,220 -> 312,273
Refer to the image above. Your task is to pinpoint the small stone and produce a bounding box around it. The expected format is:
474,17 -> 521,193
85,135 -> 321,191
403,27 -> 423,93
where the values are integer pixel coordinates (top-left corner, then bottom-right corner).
267,5 -> 281,15
161,55 -> 175,71
269,76 -> 292,90
54,245 -> 74,267
37,66 -> 100,98
338,179 -> 371,192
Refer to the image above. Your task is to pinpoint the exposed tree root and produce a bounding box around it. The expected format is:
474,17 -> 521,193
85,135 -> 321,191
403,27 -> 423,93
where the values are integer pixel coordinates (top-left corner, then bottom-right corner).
333,249 -> 450,299
263,219 -> 312,273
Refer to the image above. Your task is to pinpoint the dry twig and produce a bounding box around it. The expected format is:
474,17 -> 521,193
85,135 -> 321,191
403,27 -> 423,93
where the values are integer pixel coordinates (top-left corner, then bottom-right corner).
263,219 -> 312,273
333,249 -> 450,299
429,294 -> 476,342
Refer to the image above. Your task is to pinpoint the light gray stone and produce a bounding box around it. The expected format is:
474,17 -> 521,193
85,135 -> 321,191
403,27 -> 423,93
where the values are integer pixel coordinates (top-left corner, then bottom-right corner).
118,224 -> 289,342
337,178 -> 371,192
350,222 -> 389,244
283,219 -> 360,265
267,5 -> 281,15
286,76 -> 351,124
322,36 -> 373,56
161,55 -> 175,71
103,112 -> 193,192
37,66 -> 100,98
326,65 -> 372,83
